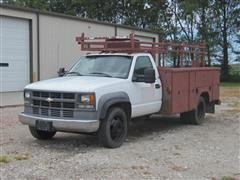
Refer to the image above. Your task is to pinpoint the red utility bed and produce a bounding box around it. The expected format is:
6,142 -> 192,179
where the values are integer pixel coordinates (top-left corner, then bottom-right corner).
158,67 -> 220,114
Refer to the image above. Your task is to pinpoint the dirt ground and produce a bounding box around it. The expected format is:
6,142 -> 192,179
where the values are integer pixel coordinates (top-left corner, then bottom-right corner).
0,87 -> 240,180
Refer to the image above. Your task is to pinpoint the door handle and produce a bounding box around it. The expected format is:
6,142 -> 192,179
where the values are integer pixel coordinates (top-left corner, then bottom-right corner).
155,84 -> 160,89
0,63 -> 9,67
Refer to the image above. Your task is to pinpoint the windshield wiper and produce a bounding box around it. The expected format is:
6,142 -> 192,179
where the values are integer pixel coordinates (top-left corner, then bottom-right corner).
89,72 -> 113,77
66,71 -> 82,76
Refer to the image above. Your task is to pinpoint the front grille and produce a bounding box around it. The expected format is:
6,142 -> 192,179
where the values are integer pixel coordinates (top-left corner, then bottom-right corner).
41,108 -> 49,116
33,91 -> 40,97
33,100 -> 40,106
50,109 -> 60,117
63,110 -> 74,118
31,100 -> 74,109
32,91 -> 75,99
42,101 -> 49,107
41,92 -> 49,98
32,107 -> 39,114
63,102 -> 75,109
51,101 -> 61,108
29,91 -> 76,118
63,93 -> 75,99
51,92 -> 61,98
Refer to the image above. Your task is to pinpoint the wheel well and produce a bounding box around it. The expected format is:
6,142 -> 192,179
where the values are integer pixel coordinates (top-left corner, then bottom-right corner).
110,102 -> 131,120
200,92 -> 209,104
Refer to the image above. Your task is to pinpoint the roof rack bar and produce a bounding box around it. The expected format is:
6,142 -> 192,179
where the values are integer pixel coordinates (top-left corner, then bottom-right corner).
76,32 -> 206,67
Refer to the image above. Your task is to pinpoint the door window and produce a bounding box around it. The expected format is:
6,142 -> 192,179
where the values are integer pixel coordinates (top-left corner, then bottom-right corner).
133,56 -> 153,82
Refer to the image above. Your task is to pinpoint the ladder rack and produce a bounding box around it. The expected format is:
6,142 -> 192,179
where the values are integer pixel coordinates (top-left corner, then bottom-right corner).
76,32 -> 206,67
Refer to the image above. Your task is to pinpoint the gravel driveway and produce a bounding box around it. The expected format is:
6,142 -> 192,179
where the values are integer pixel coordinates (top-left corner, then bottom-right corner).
1,87 -> 240,180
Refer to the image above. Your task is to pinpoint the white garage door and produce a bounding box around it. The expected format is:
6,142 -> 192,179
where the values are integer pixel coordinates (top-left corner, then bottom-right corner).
0,16 -> 30,92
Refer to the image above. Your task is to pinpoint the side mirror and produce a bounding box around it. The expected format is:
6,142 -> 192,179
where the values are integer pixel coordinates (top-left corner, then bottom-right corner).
58,67 -> 66,77
144,68 -> 155,83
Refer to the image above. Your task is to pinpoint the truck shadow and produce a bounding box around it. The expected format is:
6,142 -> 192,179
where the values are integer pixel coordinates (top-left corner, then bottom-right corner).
128,115 -> 183,139
31,115 -> 185,151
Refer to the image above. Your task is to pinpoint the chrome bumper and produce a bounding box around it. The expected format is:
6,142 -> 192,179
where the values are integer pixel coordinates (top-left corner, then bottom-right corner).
19,113 -> 99,133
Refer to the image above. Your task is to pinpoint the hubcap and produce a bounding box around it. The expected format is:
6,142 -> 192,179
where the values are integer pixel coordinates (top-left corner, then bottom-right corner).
110,115 -> 124,141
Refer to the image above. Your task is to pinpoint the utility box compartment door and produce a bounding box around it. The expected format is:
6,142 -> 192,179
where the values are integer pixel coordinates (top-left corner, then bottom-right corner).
171,71 -> 189,113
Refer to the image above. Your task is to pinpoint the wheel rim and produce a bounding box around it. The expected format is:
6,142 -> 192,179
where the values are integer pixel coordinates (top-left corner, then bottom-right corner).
110,115 -> 124,141
197,101 -> 205,120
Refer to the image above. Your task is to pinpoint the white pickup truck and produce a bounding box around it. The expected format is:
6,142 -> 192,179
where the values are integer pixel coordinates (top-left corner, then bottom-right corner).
19,35 -> 220,148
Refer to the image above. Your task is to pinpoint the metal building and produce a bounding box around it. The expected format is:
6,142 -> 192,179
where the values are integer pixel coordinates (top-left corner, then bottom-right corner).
0,4 -> 159,106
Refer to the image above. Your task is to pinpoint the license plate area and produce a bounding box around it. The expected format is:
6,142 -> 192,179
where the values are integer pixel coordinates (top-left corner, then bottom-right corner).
36,120 -> 53,131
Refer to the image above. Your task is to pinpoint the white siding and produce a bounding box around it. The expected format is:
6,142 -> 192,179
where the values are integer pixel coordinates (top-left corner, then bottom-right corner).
39,15 -> 115,80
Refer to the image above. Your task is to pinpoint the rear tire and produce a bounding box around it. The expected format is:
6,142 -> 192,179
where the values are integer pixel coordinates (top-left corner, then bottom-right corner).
98,107 -> 128,148
180,97 -> 206,125
29,126 -> 56,140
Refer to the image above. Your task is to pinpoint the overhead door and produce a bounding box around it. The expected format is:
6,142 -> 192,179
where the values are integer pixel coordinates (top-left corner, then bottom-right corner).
0,16 -> 30,92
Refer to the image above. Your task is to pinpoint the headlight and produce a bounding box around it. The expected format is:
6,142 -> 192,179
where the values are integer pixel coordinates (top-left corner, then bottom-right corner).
24,91 -> 31,105
78,94 -> 95,109
24,91 -> 31,98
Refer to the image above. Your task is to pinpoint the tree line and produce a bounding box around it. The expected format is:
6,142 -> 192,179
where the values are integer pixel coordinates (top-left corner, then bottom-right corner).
2,0 -> 240,80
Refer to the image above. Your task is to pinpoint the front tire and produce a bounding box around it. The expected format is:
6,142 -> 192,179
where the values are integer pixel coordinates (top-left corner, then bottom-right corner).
98,107 -> 128,148
29,126 -> 56,140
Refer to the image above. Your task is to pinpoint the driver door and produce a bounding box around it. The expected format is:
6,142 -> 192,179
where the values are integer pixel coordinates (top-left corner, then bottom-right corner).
130,56 -> 161,117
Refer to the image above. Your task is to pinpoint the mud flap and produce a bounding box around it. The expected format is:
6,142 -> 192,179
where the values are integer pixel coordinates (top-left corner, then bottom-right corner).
206,102 -> 215,113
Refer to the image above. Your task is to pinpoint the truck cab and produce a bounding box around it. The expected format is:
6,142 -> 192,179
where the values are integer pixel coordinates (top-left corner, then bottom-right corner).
19,53 -> 163,148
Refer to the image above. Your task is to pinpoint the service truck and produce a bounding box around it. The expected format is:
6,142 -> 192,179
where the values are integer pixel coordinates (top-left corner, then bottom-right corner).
19,33 -> 220,148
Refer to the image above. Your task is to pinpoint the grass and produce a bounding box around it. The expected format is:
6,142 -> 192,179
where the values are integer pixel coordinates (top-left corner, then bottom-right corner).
221,176 -> 236,180
220,82 -> 240,87
0,155 -> 11,164
14,154 -> 30,161
230,64 -> 240,75
0,153 -> 31,164
171,165 -> 188,171
173,152 -> 181,156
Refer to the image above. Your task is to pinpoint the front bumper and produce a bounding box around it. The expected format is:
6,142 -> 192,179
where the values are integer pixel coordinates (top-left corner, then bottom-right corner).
19,113 -> 99,133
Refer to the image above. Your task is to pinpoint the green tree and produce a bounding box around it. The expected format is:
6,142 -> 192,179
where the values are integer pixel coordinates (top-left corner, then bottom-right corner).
213,0 -> 240,79
5,0 -> 49,10
74,0 -> 119,23
48,0 -> 76,15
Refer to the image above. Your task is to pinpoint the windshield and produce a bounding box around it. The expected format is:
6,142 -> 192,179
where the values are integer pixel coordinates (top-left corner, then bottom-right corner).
69,55 -> 132,78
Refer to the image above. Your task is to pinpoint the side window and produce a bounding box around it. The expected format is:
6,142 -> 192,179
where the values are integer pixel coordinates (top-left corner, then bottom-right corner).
133,56 -> 153,82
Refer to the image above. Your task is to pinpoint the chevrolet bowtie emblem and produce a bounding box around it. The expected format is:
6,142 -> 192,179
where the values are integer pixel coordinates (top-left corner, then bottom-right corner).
46,97 -> 53,102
